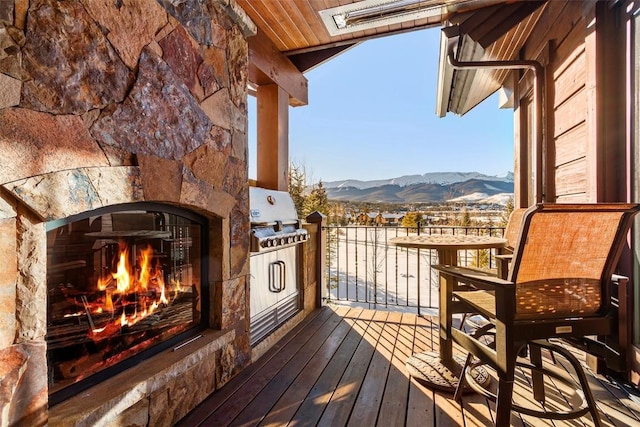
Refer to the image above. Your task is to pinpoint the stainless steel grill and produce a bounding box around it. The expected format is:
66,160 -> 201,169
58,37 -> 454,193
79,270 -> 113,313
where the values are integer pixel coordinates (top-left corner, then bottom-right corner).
249,187 -> 308,252
249,187 -> 307,345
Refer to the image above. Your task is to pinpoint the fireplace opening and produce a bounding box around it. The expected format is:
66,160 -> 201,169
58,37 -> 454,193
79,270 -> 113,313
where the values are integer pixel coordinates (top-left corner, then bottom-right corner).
46,203 -> 208,405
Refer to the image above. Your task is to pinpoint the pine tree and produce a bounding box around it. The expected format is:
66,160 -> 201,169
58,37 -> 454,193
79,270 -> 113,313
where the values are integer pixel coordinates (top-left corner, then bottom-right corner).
401,211 -> 423,228
501,196 -> 515,227
303,181 -> 329,217
459,209 -> 471,226
288,163 -> 306,216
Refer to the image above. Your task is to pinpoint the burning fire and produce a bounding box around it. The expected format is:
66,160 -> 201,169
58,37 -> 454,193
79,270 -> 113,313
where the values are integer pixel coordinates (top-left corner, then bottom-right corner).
88,243 -> 184,336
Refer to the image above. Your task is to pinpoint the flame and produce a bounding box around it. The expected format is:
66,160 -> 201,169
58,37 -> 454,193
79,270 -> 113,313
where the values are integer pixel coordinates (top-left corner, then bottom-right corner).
138,246 -> 152,290
87,241 -> 183,338
159,280 -> 169,305
112,249 -> 131,293
104,290 -> 113,313
96,276 -> 110,291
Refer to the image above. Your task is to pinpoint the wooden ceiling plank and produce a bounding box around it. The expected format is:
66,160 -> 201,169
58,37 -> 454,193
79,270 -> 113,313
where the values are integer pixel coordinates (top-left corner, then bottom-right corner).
280,0 -> 323,47
254,0 -> 300,51
237,1 -> 289,51
238,0 -> 542,61
266,0 -> 311,51
453,4 -> 500,32
522,1 -> 571,60
249,28 -> 309,106
477,2 -> 545,48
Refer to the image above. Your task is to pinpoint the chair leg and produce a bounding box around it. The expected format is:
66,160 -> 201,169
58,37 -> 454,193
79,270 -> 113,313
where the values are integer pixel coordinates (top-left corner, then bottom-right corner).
529,343 -> 545,403
530,339 -> 603,427
460,312 -> 468,330
453,352 -> 473,402
495,378 -> 515,427
495,339 -> 519,427
568,352 -> 603,427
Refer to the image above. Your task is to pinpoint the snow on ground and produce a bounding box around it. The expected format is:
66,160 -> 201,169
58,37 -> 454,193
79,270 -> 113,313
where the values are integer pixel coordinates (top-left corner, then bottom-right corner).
325,226 -> 492,315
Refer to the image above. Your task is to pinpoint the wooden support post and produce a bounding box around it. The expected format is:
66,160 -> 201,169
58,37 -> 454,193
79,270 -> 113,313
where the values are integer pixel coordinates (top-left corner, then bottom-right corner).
256,84 -> 289,191
306,211 -> 326,308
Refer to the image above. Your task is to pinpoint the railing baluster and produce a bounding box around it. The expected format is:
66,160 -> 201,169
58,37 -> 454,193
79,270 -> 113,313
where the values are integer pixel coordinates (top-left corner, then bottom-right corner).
323,223 -> 505,313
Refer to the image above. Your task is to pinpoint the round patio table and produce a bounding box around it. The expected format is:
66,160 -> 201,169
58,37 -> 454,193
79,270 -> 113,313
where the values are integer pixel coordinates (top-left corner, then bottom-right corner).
389,234 -> 507,392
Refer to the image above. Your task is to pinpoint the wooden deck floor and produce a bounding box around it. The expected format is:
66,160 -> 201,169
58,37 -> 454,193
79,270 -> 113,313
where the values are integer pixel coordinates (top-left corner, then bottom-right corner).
177,306 -> 640,427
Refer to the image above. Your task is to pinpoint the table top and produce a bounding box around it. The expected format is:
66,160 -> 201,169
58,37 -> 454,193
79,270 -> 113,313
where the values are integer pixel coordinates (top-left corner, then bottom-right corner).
388,234 -> 507,250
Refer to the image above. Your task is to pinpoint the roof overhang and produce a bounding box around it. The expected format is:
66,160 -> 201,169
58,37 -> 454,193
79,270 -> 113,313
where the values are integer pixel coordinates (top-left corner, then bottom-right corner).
318,0 -> 509,37
436,1 -> 546,117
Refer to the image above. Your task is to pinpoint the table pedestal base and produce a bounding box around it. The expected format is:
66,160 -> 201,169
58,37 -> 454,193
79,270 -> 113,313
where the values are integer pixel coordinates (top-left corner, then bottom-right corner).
406,352 -> 490,393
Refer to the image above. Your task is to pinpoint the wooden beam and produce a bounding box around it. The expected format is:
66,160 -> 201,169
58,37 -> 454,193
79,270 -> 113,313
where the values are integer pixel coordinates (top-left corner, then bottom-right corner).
288,44 -> 355,73
596,2 -> 626,202
256,84 -> 289,191
585,2 -> 626,202
249,28 -> 308,106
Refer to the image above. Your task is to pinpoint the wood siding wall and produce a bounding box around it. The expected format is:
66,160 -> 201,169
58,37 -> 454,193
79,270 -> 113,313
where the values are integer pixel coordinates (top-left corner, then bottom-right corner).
520,1 -> 628,203
522,1 -> 591,202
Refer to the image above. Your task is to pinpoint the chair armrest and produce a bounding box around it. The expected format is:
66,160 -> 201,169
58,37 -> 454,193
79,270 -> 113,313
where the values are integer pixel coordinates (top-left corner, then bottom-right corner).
453,290 -> 497,319
432,265 -> 514,290
494,254 -> 513,279
611,274 -> 629,285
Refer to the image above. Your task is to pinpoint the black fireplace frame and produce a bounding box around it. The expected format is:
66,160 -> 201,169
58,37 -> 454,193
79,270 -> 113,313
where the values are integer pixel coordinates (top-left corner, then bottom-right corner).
46,202 -> 210,406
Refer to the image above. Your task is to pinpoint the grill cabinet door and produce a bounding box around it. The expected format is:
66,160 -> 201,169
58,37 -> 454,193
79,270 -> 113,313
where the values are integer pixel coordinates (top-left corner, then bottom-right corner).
249,246 -> 299,344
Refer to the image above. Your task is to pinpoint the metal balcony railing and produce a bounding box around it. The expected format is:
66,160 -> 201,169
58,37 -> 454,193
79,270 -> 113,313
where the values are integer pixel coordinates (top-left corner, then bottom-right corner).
323,224 -> 505,315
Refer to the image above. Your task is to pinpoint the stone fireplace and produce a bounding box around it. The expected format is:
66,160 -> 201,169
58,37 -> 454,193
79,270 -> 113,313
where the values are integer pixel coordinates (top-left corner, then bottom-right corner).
0,0 -> 256,425
46,203 -> 207,405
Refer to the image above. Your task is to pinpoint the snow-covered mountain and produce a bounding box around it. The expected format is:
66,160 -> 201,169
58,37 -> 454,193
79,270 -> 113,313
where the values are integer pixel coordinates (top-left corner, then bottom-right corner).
324,172 -> 514,205
324,171 -> 513,190
447,192 -> 514,205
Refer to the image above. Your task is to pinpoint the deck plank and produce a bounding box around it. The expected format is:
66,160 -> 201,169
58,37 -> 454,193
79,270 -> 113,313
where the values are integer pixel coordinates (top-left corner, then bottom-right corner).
434,392 -> 465,426
315,309 -> 384,426
288,309 -> 368,427
376,311 -> 410,426
406,314 -> 436,427
344,310 -> 393,426
551,345 -> 639,427
258,310 -> 354,426
179,306 -> 640,427
223,309 -> 337,427
176,308 -> 331,427
230,310 -> 346,426
460,389 -> 495,426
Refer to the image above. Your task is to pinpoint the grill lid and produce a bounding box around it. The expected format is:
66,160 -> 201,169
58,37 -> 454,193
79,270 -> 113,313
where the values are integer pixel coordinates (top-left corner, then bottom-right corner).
249,187 -> 308,252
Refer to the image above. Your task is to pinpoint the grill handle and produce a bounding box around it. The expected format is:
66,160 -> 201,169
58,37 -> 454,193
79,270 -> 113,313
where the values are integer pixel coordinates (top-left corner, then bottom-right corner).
269,260 -> 286,293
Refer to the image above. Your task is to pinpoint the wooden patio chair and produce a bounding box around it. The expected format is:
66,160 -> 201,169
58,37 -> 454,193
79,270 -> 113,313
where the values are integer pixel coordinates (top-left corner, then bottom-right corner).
495,207 -> 527,279
434,203 -> 640,426
460,207 -> 527,330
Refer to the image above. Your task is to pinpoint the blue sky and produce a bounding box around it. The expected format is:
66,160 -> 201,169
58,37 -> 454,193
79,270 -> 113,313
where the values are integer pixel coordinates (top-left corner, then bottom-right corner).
248,27 -> 514,184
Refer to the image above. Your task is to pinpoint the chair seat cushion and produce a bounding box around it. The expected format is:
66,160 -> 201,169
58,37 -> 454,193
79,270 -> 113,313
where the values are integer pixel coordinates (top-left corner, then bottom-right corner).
516,279 -> 602,318
455,279 -> 602,321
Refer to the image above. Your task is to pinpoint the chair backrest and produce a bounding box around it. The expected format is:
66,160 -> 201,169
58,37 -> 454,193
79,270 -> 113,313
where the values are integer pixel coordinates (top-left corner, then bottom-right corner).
503,208 -> 528,250
508,203 -> 640,320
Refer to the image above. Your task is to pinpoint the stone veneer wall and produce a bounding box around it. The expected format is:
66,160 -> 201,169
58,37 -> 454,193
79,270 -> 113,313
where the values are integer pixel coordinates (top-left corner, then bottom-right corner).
0,0 -> 257,425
